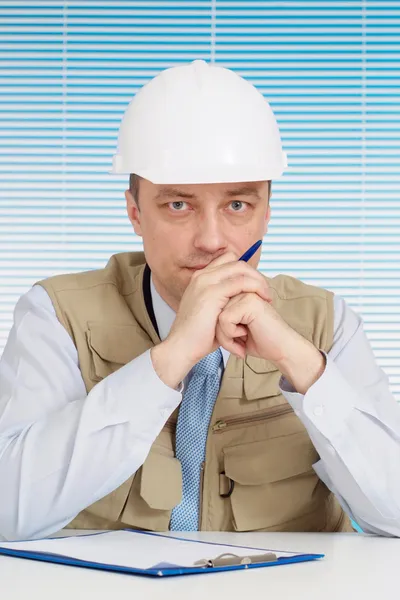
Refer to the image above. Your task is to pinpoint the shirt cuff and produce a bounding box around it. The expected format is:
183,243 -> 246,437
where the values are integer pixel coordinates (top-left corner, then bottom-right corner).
279,351 -> 357,441
105,348 -> 183,425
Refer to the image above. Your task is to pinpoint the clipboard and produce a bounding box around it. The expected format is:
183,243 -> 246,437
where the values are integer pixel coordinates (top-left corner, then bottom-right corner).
0,529 -> 324,577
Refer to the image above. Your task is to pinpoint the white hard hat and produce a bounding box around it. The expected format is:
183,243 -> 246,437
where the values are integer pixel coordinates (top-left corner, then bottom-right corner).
111,59 -> 287,184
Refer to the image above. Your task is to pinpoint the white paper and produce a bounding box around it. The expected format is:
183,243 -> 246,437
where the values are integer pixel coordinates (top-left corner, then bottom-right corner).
0,530 -> 299,570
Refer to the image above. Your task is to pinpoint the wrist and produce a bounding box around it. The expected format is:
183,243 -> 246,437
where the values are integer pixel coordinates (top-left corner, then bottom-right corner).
276,337 -> 326,395
150,338 -> 195,390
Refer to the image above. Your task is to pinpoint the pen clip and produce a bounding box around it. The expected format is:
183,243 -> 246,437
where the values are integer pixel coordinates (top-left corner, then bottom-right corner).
194,551 -> 277,568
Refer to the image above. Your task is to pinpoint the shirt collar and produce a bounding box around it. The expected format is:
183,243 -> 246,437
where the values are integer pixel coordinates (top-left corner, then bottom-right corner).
150,273 -> 230,368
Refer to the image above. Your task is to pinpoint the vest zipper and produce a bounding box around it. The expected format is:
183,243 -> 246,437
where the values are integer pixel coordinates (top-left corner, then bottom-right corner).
212,404 -> 293,433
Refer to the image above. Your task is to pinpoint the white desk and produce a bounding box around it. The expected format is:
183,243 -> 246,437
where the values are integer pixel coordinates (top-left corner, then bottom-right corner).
1,531 -> 399,600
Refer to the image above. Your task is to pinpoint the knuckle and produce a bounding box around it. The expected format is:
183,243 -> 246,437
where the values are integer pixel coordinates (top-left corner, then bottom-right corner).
219,311 -> 229,324
235,260 -> 250,272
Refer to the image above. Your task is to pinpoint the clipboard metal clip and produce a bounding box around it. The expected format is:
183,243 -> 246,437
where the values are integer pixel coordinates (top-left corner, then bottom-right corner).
194,551 -> 278,568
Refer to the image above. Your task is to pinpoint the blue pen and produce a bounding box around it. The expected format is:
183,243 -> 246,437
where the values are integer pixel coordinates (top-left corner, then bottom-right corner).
239,240 -> 262,262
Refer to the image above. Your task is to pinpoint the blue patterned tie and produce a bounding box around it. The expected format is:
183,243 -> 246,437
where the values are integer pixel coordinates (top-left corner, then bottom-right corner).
170,348 -> 223,531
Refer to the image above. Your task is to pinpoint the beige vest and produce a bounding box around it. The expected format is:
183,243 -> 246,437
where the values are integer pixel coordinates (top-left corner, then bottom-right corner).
36,252 -> 353,533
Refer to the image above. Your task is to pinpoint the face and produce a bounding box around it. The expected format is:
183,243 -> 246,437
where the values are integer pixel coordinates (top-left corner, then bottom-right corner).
125,178 -> 271,311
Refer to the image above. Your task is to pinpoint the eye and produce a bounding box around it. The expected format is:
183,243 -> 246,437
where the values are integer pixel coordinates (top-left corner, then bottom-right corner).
230,200 -> 246,212
169,201 -> 188,211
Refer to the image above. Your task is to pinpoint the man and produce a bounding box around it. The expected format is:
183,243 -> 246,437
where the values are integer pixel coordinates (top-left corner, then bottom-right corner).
0,60 -> 399,541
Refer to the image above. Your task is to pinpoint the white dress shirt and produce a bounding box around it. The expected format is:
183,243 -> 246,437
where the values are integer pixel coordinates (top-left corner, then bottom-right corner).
0,279 -> 400,541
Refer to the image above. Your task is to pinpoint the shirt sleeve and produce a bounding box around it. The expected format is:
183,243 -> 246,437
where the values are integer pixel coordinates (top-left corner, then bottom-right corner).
279,294 -> 400,537
0,285 -> 182,541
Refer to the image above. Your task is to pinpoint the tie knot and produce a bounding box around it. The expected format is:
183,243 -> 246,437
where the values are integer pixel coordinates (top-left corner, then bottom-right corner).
193,349 -> 223,377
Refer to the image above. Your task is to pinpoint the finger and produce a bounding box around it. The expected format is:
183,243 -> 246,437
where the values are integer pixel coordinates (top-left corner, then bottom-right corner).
234,325 -> 248,337
216,323 -> 246,360
223,291 -> 272,313
191,257 -> 273,303
223,288 -> 273,312
197,259 -> 261,284
218,316 -> 248,340
217,275 -> 271,304
224,291 -> 273,317
218,301 -> 248,336
196,269 -> 272,305
222,292 -> 247,309
205,251 -> 239,269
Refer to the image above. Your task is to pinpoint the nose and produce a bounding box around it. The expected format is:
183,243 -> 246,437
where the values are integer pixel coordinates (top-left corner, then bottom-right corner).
192,212 -> 228,256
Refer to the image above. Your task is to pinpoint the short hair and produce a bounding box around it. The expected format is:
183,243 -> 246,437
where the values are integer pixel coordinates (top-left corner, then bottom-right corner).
129,173 -> 141,206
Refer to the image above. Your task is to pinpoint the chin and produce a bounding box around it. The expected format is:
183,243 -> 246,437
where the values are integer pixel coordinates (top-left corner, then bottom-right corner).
159,269 -> 190,303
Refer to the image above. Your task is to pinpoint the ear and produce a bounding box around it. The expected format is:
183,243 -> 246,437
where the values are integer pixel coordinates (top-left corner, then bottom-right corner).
125,189 -> 143,237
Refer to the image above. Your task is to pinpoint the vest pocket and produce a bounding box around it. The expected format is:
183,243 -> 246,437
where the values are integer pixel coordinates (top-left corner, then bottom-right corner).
221,433 -> 320,531
86,322 -> 153,382
119,447 -> 182,531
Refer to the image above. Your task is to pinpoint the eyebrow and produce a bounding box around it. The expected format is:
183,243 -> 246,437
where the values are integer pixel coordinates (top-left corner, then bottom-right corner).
224,186 -> 262,201
155,187 -> 196,200
154,186 -> 262,201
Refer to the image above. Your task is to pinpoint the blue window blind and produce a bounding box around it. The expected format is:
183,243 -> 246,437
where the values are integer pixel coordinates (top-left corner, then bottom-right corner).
1,1 -> 399,400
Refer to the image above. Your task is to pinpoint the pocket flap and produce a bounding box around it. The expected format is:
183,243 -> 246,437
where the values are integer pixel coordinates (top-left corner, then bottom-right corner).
87,322 -> 153,365
245,355 -> 277,375
223,433 -> 318,486
86,322 -> 154,381
243,357 -> 281,401
140,450 -> 182,510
